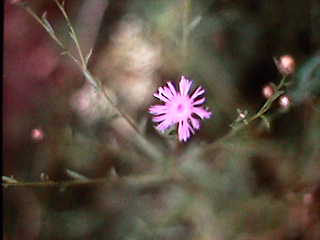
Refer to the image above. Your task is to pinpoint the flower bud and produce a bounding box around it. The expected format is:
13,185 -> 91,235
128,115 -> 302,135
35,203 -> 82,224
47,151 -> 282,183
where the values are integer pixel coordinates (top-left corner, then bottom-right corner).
31,128 -> 44,141
274,55 -> 295,76
262,83 -> 275,99
239,112 -> 246,119
279,95 -> 291,110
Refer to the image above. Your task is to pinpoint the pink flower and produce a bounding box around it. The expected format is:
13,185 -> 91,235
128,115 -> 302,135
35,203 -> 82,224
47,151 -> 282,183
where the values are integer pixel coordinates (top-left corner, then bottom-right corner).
149,76 -> 212,142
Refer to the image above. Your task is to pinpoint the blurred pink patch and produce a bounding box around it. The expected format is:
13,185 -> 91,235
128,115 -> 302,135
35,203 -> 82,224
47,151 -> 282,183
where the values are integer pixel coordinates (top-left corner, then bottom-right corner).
9,0 -> 23,4
31,128 -> 44,141
70,83 -> 114,124
149,76 -> 212,142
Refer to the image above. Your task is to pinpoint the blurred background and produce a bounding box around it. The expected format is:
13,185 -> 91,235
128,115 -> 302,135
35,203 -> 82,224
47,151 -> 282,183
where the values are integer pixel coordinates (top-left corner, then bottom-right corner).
3,0 -> 320,239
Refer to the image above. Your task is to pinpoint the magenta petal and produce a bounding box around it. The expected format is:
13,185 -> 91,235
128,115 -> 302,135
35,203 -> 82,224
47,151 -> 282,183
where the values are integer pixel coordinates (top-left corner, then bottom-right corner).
167,82 -> 177,96
179,76 -> 193,96
156,119 -> 172,132
178,120 -> 193,142
149,105 -> 168,115
192,98 -> 205,105
162,86 -> 174,99
158,87 -> 172,100
153,92 -> 169,102
193,107 -> 212,119
190,87 -> 205,100
152,115 -> 167,123
190,117 -> 200,130
178,121 -> 186,141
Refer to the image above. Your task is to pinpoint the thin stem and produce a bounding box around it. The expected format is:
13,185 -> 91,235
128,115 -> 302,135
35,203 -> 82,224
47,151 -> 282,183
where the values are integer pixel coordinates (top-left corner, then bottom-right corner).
277,76 -> 287,90
54,0 -> 86,67
3,179 -> 105,188
2,174 -> 175,189
24,6 -> 63,48
18,1 -> 164,163
83,70 -> 163,162
249,89 -> 284,122
205,76 -> 288,151
23,5 -> 81,66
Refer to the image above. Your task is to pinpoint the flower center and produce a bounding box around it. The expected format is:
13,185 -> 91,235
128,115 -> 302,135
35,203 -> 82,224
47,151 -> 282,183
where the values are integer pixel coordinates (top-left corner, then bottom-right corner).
177,104 -> 184,112
167,95 -> 192,123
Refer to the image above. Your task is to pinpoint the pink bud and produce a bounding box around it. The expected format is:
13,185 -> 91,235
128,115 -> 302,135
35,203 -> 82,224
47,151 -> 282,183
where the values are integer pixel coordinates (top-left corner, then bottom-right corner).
279,95 -> 291,109
239,112 -> 246,119
275,55 -> 295,76
262,84 -> 275,99
31,128 -> 44,141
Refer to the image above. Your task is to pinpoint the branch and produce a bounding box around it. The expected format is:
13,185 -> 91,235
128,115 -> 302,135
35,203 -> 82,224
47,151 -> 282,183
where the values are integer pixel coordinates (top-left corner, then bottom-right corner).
15,0 -> 165,163
2,173 -> 176,191
205,76 -> 288,151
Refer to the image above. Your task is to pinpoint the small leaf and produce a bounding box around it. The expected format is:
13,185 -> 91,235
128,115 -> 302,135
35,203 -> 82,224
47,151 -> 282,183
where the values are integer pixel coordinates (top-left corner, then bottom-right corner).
2,176 -> 18,184
42,11 -> 47,19
188,16 -> 202,33
68,31 -> 75,40
41,11 -> 54,33
83,70 -> 98,88
108,167 -> 118,179
260,115 -> 271,129
85,48 -> 93,65
66,169 -> 89,181
40,172 -> 50,181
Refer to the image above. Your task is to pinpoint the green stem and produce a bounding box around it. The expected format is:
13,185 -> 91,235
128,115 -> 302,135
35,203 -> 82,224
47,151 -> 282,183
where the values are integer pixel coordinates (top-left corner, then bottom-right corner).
54,0 -> 86,67
205,76 -> 288,151
18,1 -> 165,163
23,5 -> 81,66
2,174 -> 175,189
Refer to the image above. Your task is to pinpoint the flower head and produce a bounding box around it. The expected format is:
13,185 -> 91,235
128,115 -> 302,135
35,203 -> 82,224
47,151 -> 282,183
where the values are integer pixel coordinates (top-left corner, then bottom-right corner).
149,76 -> 212,142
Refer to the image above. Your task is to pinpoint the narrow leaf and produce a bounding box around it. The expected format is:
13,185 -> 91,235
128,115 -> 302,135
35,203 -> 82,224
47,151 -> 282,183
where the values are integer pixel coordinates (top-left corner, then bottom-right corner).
2,176 -> 18,183
41,11 -> 54,33
85,48 -> 93,65
66,169 -> 89,181
260,115 -> 271,129
188,16 -> 202,33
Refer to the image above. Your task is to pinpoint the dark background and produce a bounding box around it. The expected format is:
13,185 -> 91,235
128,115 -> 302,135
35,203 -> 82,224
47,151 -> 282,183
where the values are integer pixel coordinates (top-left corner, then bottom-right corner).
4,0 -> 320,239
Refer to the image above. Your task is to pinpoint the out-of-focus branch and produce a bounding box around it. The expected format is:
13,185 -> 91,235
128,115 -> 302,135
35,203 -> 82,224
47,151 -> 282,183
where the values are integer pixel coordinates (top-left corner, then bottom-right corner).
2,173 -> 177,190
53,0 -> 87,67
14,0 -> 165,163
